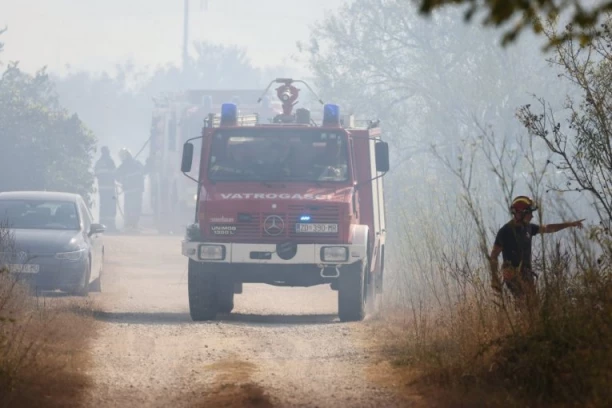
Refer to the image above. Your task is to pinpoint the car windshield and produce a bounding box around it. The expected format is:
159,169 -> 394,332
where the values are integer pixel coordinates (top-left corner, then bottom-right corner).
207,129 -> 350,182
0,199 -> 80,230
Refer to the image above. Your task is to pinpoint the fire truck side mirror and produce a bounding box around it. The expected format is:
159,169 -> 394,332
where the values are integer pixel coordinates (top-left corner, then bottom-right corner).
375,142 -> 390,173
181,142 -> 194,173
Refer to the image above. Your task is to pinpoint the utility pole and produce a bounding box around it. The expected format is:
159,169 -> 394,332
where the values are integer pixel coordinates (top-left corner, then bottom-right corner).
182,1 -> 208,73
182,0 -> 189,72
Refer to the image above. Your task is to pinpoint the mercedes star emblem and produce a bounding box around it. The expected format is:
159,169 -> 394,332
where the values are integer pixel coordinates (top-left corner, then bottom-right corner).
264,215 -> 284,236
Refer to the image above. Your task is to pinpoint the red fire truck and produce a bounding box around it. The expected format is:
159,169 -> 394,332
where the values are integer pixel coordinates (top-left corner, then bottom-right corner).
180,79 -> 389,322
147,89 -> 282,232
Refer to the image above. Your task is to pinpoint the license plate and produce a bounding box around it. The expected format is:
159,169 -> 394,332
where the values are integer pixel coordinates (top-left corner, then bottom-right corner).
295,223 -> 338,233
6,264 -> 40,274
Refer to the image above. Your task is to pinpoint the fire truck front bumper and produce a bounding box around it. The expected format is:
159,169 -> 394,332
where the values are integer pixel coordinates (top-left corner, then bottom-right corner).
181,241 -> 367,265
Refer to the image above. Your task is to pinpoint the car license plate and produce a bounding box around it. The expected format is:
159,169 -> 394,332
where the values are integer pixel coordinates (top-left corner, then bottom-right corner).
7,264 -> 40,274
295,223 -> 338,233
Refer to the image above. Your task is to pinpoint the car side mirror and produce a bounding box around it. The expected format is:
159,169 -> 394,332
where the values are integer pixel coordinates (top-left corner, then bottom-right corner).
375,141 -> 390,173
181,142 -> 194,173
89,223 -> 106,236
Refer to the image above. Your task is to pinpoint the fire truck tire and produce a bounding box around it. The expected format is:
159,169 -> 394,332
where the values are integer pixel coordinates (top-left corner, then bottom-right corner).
338,258 -> 367,322
217,279 -> 234,314
188,260 -> 218,321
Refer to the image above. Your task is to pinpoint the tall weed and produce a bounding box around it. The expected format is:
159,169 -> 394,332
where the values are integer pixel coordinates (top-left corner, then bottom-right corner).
0,223 -> 95,408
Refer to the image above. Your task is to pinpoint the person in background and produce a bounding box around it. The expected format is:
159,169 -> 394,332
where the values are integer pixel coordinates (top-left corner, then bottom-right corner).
116,148 -> 145,231
94,146 -> 117,232
489,195 -> 584,309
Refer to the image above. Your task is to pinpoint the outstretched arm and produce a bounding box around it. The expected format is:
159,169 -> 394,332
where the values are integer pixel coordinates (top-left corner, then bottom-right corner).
541,219 -> 585,233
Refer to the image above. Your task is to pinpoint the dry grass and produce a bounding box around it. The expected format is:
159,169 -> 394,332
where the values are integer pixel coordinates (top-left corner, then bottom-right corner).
0,269 -> 97,408
370,235 -> 612,407
370,110 -> 612,406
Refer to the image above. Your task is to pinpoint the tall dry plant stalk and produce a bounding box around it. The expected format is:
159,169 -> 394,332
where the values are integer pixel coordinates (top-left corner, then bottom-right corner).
0,220 -> 95,408
380,101 -> 612,404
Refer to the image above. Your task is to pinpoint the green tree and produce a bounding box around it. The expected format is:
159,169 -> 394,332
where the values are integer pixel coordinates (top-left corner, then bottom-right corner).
517,18 -> 612,225
415,0 -> 612,47
0,32 -> 97,203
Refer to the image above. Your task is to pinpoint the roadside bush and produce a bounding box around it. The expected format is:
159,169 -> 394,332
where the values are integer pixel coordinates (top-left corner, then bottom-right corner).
0,224 -> 95,408
376,198 -> 612,406
488,266 -> 612,404
0,30 -> 97,204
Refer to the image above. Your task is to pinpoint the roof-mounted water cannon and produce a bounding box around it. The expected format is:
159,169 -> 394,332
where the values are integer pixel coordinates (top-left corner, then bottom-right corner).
275,79 -> 299,115
257,78 -> 325,123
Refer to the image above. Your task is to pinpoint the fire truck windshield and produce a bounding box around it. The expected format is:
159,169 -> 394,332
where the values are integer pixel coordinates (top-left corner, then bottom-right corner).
207,129 -> 350,183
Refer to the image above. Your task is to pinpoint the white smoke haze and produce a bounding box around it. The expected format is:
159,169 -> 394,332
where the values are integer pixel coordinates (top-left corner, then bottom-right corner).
2,1 -> 611,406
2,0 -> 597,299
1,0 -> 599,306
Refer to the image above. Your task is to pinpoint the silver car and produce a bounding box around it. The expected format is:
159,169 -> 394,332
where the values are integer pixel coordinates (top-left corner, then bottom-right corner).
0,191 -> 105,295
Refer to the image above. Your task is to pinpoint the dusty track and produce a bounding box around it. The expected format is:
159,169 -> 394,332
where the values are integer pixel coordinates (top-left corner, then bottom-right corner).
85,234 -> 404,407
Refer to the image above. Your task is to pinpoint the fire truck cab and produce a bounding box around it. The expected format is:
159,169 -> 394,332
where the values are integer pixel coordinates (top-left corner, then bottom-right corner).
180,79 -> 389,322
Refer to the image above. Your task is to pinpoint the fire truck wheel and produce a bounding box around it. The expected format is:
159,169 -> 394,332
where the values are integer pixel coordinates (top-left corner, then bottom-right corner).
338,258 -> 367,322
217,279 -> 235,314
188,260 -> 218,321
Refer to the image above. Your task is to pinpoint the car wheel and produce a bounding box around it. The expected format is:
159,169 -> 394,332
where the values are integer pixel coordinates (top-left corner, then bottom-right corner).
90,250 -> 104,293
71,259 -> 91,297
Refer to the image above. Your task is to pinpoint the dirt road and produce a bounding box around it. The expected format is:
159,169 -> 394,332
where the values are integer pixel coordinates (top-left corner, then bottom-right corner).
84,234 -> 405,407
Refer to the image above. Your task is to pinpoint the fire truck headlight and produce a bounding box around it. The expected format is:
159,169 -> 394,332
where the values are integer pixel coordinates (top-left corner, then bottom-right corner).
321,246 -> 348,262
198,245 -> 226,260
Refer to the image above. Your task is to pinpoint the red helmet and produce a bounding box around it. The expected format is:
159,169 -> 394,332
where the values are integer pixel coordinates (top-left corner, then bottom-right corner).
510,196 -> 538,215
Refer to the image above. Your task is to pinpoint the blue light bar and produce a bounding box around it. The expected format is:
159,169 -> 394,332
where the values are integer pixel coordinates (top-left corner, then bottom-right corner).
220,102 -> 238,126
322,103 -> 340,126
300,215 -> 311,222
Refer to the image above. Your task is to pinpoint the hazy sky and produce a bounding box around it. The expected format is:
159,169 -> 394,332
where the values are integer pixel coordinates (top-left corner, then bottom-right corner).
1,0 -> 345,75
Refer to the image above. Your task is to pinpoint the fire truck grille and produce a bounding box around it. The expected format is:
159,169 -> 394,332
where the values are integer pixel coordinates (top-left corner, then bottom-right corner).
207,205 -> 341,243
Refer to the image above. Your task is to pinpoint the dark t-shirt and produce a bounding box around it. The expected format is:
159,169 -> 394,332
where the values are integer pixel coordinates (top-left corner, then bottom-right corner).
494,221 -> 540,268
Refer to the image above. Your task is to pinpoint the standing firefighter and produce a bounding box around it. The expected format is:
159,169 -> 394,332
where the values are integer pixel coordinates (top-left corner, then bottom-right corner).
94,146 -> 117,232
489,196 -> 585,308
116,148 -> 145,231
